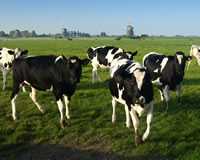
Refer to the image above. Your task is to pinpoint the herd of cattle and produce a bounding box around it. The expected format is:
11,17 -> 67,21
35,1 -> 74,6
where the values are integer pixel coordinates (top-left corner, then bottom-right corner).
0,45 -> 200,146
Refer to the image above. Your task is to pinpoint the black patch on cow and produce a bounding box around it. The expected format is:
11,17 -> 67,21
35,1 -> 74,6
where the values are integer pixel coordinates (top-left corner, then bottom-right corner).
87,48 -> 96,59
144,52 -> 190,91
11,55 -> 87,101
8,50 -> 15,55
111,48 -> 119,54
109,62 -> 153,109
0,48 -> 2,51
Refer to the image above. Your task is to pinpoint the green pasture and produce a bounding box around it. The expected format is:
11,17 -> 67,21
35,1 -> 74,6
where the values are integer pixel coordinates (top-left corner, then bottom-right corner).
0,37 -> 200,160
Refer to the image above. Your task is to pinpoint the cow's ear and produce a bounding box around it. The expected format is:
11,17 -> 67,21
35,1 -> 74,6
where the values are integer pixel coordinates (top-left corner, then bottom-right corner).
186,56 -> 192,61
81,58 -> 90,65
8,50 -> 15,55
21,49 -> 28,56
127,50 -> 137,59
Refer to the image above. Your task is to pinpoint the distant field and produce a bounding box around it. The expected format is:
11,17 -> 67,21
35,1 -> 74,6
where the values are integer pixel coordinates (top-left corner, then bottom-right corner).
0,37 -> 200,160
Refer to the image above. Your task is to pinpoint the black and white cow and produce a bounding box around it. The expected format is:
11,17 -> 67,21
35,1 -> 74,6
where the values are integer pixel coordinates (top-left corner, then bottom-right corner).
0,47 -> 28,90
143,51 -> 192,109
87,46 -> 137,82
108,56 -> 154,146
187,45 -> 200,70
10,55 -> 89,128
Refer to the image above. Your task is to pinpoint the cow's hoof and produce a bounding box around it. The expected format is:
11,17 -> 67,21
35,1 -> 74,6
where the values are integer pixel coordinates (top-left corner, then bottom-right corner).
135,135 -> 144,146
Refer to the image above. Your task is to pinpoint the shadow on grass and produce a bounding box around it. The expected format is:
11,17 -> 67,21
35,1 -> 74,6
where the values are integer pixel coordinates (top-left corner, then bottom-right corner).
0,144 -> 171,160
183,78 -> 200,86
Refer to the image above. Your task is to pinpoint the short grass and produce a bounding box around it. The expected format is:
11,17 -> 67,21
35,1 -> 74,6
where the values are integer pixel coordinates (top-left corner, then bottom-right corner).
0,37 -> 200,160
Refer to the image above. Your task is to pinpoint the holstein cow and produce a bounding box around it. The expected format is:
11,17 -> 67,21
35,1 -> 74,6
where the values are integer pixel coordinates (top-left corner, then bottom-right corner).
0,47 -> 28,90
10,55 -> 89,128
108,56 -> 154,146
187,45 -> 200,70
87,46 -> 137,82
143,51 -> 192,110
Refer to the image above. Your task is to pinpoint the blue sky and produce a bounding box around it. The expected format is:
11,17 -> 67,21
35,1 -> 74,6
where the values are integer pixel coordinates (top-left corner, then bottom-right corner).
1,0 -> 200,35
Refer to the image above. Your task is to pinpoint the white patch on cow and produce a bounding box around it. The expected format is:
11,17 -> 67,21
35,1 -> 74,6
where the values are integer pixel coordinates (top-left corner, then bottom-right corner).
23,81 -> 30,85
160,57 -> 168,72
29,87 -> 44,113
143,52 -> 161,65
176,54 -> 183,64
92,46 -> 106,50
132,104 -> 144,117
105,49 -> 114,64
11,94 -> 18,120
142,101 -> 153,141
152,77 -> 162,86
110,58 -> 130,77
0,48 -> 15,70
153,68 -> 159,73
57,99 -> 64,128
114,84 -> 126,104
46,85 -> 53,91
63,95 -> 70,119
126,62 -> 145,90
70,59 -> 77,63
126,62 -> 141,73
55,56 -> 63,63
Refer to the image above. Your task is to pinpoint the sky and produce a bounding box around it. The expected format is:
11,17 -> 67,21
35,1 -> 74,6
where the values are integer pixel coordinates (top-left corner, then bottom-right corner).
1,0 -> 200,36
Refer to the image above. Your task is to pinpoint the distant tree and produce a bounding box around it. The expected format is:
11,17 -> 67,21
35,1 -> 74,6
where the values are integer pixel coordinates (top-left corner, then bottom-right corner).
21,30 -> 31,37
0,31 -> 6,37
31,30 -> 37,37
62,28 -> 68,37
9,30 -> 21,38
126,25 -> 134,37
100,32 -> 107,37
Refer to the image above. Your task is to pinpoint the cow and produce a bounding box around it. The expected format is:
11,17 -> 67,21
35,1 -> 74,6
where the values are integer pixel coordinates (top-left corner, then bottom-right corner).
0,47 -> 28,90
10,55 -> 89,128
108,56 -> 154,146
187,45 -> 200,70
143,51 -> 192,110
87,46 -> 137,82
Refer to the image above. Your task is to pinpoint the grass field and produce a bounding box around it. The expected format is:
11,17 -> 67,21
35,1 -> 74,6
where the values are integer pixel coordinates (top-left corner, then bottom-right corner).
1,37 -> 200,160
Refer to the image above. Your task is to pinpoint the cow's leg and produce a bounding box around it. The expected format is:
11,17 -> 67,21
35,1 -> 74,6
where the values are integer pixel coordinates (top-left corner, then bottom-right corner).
2,69 -> 8,90
53,88 -> 65,128
29,87 -> 44,113
159,89 -> 164,102
125,104 -> 131,128
22,86 -> 26,92
112,97 -> 117,124
63,95 -> 70,119
129,107 -> 142,146
57,98 -> 64,128
142,102 -> 154,141
163,85 -> 170,111
11,82 -> 20,120
176,84 -> 181,103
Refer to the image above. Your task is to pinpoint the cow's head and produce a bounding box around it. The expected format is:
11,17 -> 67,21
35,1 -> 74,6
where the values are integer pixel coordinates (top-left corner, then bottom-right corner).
175,51 -> 192,75
14,48 -> 28,59
0,48 -> 15,70
68,56 -> 90,83
124,51 -> 138,60
190,45 -> 200,65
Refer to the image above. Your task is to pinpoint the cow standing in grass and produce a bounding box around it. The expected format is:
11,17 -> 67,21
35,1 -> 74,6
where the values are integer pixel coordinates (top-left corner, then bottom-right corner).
0,47 -> 28,90
187,45 -> 200,70
108,55 -> 154,145
143,51 -> 192,110
10,55 -> 89,128
87,46 -> 137,82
